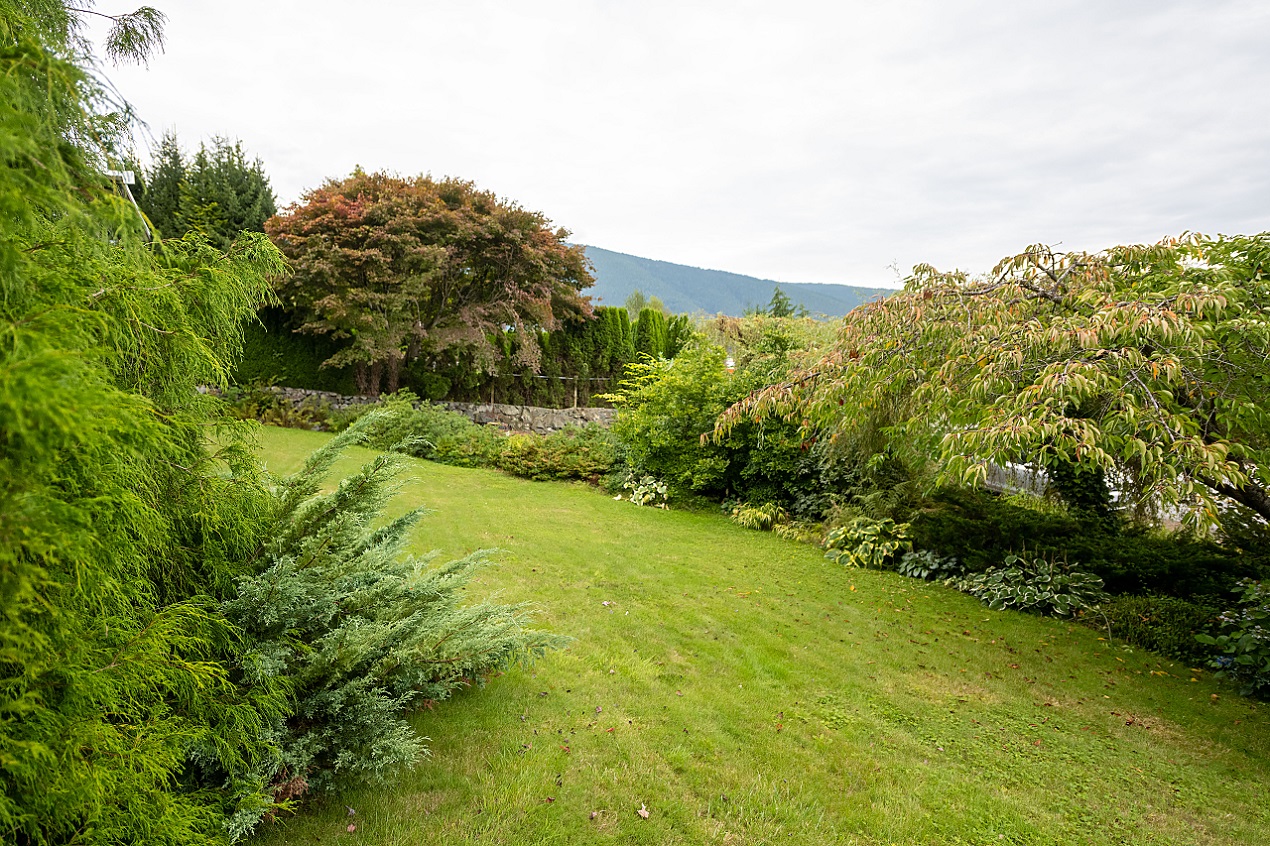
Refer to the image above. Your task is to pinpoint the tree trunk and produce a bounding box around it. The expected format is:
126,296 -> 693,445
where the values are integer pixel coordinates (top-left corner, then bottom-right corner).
354,362 -> 370,396
385,355 -> 401,394
367,361 -> 383,397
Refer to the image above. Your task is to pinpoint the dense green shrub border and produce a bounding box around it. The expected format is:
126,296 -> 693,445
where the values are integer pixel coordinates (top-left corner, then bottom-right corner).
1096,594 -> 1219,662
908,487 -> 1262,599
234,308 -> 358,394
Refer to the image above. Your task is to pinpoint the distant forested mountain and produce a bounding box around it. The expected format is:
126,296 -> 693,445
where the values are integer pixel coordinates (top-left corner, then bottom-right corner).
582,245 -> 892,317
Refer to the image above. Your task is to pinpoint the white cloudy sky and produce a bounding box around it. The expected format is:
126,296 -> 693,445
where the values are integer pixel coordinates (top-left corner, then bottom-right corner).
90,0 -> 1270,287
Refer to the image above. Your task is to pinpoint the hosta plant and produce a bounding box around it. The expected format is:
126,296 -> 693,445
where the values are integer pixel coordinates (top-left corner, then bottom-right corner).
823,517 -> 912,569
618,474 -> 670,508
898,549 -> 963,581
956,554 -> 1106,616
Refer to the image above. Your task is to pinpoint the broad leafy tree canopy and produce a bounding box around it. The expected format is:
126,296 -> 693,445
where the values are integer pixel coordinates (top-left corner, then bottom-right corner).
266,169 -> 593,394
718,235 -> 1270,528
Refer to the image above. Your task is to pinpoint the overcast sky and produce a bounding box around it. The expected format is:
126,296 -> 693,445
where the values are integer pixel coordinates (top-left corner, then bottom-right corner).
90,0 -> 1270,287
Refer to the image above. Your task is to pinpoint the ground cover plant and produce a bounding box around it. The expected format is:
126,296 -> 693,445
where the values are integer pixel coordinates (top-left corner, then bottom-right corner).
252,427 -> 1270,846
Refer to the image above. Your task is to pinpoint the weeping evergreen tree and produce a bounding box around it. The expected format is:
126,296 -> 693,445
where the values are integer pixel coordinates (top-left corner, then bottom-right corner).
1,5 -> 560,843
0,5 -> 290,838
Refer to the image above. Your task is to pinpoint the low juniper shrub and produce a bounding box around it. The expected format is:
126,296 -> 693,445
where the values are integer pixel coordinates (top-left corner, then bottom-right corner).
224,415 -> 564,815
352,394 -> 506,468
497,426 -> 620,482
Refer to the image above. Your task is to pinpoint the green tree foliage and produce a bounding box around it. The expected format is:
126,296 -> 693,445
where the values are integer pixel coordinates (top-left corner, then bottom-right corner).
753,284 -> 808,318
266,169 -> 594,396
459,305 -> 638,406
235,305 -> 636,407
718,237 -> 1270,530
606,317 -> 840,510
606,342 -> 738,496
633,307 -> 693,360
234,306 -> 359,394
138,129 -> 184,235
1,6 -> 287,840
1,6 -> 559,841
137,131 -> 277,247
623,287 -> 648,318
905,487 -> 1256,597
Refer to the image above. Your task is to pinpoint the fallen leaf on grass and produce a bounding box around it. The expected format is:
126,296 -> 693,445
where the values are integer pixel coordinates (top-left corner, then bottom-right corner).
637,803 -> 650,819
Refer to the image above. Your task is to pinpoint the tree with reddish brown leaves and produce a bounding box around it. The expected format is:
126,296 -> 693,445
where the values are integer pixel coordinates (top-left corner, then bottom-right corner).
266,170 -> 593,395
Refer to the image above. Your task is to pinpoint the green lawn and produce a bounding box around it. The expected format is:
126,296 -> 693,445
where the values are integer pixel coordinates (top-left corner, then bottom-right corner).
252,426 -> 1269,846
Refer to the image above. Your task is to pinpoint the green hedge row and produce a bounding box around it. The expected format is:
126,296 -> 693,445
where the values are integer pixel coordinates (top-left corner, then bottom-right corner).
235,306 -> 690,406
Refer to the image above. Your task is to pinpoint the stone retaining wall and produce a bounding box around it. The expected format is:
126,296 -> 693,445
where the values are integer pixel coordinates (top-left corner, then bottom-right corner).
227,386 -> 616,434
438,401 -> 616,433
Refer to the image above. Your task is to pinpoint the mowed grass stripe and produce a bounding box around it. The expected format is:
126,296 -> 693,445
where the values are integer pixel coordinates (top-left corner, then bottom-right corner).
254,426 -> 1270,846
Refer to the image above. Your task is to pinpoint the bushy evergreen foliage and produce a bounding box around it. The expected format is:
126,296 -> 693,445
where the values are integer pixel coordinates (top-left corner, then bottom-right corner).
497,428 -> 620,482
633,307 -> 693,360
0,9 -> 286,837
1098,594 -> 1218,662
234,307 -> 358,394
1,7 -> 562,841
907,487 -> 1261,598
460,306 -> 639,406
224,417 -> 565,805
137,131 -> 277,248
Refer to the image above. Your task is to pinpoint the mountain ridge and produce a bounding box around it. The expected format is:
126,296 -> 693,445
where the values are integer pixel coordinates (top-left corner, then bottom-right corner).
581,245 -> 892,317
